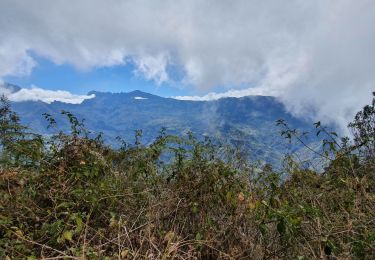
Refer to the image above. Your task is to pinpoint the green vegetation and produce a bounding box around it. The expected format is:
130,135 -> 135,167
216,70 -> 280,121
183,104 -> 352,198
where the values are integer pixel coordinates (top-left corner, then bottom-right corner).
0,94 -> 374,259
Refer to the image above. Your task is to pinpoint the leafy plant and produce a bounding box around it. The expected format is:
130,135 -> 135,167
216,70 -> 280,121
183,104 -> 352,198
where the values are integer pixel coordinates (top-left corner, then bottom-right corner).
0,94 -> 374,259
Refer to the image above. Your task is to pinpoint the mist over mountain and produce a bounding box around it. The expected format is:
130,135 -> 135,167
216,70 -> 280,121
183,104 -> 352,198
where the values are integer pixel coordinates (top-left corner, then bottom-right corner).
5,83 -> 315,165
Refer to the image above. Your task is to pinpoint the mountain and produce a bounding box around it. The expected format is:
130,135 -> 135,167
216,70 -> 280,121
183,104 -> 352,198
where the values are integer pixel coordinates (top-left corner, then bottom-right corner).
9,85 -> 313,165
0,82 -> 22,94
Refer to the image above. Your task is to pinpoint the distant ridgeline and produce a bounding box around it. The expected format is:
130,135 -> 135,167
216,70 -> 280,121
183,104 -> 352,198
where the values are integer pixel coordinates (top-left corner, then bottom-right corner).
5,83 -> 318,166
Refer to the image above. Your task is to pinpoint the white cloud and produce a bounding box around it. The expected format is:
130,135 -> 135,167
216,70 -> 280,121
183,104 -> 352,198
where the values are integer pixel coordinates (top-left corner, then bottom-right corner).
133,53 -> 170,85
4,86 -> 95,104
0,86 -> 14,96
134,96 -> 148,100
173,87 -> 274,101
0,41 -> 36,77
0,0 -> 374,128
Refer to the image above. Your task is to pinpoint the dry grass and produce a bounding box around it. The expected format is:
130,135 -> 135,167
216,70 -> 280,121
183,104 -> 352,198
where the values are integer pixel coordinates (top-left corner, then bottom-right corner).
0,95 -> 374,259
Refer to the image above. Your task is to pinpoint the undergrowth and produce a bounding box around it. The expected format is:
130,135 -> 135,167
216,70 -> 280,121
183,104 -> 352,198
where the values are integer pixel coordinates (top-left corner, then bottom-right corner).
0,94 -> 374,259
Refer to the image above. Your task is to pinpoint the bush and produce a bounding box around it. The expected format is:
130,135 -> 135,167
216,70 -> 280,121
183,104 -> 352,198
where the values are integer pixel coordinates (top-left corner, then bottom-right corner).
0,95 -> 374,259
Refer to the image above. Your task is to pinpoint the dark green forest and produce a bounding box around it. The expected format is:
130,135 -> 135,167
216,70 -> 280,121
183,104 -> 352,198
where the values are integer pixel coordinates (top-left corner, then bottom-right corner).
0,94 -> 374,259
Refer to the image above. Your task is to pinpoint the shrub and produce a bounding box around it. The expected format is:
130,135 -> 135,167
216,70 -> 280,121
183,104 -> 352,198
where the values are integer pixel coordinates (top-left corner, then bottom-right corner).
0,94 -> 374,259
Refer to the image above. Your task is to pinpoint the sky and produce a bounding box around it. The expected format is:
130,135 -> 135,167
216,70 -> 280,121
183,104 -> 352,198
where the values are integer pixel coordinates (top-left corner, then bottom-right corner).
0,0 -> 375,129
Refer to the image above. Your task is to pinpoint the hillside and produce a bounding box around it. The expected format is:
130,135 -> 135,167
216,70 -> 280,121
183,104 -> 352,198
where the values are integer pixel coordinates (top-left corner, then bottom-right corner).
9,86 -> 312,165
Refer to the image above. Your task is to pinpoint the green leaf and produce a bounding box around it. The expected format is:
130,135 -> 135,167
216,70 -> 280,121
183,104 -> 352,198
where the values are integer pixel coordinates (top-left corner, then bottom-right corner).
191,202 -> 199,214
277,219 -> 286,235
259,223 -> 268,235
62,230 -> 73,242
74,215 -> 83,233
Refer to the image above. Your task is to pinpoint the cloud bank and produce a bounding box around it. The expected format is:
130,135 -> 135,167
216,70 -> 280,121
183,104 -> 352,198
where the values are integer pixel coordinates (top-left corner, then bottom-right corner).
0,0 -> 374,128
0,84 -> 95,104
173,87 -> 275,101
9,88 -> 95,104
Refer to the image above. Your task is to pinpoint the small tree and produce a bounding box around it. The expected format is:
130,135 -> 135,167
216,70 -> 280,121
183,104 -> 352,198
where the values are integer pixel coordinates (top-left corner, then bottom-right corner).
0,95 -> 24,147
0,96 -> 43,167
348,92 -> 375,159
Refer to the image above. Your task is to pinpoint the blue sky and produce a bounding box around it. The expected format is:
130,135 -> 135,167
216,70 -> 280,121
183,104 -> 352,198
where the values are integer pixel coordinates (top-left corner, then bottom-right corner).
4,53 -> 192,97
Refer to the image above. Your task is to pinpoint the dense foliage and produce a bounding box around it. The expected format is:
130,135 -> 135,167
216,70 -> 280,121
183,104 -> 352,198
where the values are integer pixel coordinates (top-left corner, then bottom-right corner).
0,94 -> 374,259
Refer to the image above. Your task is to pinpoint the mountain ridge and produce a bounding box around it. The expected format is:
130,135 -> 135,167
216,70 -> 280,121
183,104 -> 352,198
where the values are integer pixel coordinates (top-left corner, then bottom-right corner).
5,83 -> 312,165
